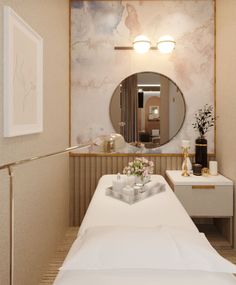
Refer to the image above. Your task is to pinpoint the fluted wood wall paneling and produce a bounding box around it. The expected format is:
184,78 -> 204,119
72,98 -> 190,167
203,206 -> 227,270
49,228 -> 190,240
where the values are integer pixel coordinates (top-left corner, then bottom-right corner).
70,153 -> 215,226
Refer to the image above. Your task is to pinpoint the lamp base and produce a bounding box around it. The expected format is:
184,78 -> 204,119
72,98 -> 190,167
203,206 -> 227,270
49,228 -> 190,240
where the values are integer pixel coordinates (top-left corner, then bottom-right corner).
182,171 -> 190,177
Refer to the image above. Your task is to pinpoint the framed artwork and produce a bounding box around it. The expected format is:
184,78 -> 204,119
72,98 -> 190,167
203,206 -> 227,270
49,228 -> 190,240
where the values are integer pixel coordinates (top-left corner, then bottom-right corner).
4,6 -> 43,137
148,106 -> 159,120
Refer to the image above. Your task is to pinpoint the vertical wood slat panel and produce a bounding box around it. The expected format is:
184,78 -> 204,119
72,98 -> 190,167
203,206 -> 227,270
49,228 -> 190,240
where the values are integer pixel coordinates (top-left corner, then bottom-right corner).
70,154 -> 214,225
160,157 -> 166,176
79,157 -> 85,225
96,157 -> 100,186
90,157 -> 96,203
172,157 -> 176,170
107,157 -> 112,174
177,157 -> 182,170
85,157 -> 90,211
112,157 -> 117,174
155,157 -> 160,174
74,158 -> 80,225
166,157 -> 172,171
69,156 -> 75,226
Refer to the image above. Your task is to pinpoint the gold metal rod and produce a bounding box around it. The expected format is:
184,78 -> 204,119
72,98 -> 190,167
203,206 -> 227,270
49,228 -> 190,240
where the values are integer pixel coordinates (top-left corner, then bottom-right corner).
0,144 -> 91,171
70,152 -> 216,158
192,185 -> 215,190
114,46 -> 133,50
1,143 -> 91,285
114,46 -> 157,50
8,166 -> 14,285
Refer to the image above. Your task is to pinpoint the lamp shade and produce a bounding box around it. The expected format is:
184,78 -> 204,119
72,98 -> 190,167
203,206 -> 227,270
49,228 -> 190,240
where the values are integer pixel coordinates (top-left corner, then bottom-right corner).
133,35 -> 151,54
157,35 -> 176,54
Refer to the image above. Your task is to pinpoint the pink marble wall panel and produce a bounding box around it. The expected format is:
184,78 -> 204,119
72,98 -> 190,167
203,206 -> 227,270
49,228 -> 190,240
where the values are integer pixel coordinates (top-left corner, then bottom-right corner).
71,0 -> 214,153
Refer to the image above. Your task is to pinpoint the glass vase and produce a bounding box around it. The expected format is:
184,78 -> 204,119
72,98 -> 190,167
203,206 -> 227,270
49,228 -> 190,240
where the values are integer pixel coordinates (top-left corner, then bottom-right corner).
135,176 -> 144,185
135,175 -> 150,185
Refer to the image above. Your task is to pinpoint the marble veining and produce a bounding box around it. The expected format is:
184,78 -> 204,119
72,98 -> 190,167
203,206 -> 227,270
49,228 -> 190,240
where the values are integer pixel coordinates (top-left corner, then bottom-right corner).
71,0 -> 214,153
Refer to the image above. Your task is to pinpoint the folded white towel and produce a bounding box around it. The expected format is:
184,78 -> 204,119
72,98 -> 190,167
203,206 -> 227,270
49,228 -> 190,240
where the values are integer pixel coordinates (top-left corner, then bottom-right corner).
143,180 -> 165,194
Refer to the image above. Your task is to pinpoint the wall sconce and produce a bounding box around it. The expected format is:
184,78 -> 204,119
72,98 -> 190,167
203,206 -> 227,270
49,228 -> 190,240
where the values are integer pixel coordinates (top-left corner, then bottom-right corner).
133,35 -> 151,54
114,34 -> 176,54
157,35 -> 176,54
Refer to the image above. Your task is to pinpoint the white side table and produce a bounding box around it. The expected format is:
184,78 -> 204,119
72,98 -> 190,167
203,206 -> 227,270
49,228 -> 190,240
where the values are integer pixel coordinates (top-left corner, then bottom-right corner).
166,170 -> 234,248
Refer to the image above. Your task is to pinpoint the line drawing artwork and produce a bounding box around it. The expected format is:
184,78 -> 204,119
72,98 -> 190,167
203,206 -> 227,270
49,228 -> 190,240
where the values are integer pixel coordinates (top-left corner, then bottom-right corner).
4,6 -> 43,137
13,53 -> 37,113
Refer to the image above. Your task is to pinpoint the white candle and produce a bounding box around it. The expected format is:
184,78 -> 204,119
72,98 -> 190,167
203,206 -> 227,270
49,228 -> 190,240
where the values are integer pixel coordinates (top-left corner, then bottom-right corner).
126,175 -> 135,187
122,185 -> 134,195
209,161 -> 218,176
112,173 -> 124,192
182,140 -> 190,148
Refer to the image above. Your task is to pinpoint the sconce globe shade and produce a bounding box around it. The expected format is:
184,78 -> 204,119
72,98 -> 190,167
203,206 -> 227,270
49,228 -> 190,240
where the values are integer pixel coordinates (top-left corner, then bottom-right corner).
133,35 -> 151,54
157,35 -> 176,54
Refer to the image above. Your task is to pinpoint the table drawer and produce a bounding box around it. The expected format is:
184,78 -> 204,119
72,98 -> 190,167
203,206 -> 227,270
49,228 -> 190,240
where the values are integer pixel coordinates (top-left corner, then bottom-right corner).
174,185 -> 233,217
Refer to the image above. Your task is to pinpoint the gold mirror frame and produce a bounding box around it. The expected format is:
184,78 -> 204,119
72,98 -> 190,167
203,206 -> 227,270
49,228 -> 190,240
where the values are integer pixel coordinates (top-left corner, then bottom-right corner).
109,71 -> 187,149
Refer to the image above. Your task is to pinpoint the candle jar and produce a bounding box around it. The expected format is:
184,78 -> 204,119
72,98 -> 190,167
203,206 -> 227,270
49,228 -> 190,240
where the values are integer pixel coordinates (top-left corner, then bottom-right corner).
193,164 -> 202,176
209,161 -> 218,176
126,175 -> 135,187
202,167 -> 209,177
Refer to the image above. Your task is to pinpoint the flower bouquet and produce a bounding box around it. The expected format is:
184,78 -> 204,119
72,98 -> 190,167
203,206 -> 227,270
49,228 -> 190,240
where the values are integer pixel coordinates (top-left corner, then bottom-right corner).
192,104 -> 215,137
123,157 -> 154,184
192,104 -> 215,168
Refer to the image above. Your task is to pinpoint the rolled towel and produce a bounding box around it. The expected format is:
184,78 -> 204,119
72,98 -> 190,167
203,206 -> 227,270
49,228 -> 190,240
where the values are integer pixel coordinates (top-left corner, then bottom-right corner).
143,180 -> 165,194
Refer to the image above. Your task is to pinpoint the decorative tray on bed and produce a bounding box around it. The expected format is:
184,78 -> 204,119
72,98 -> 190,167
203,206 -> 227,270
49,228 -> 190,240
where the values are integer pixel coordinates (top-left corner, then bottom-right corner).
106,182 -> 165,205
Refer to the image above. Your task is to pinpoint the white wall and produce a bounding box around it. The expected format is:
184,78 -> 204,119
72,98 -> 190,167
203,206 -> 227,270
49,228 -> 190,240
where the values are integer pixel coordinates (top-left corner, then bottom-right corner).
216,0 -> 236,247
0,1 -> 70,284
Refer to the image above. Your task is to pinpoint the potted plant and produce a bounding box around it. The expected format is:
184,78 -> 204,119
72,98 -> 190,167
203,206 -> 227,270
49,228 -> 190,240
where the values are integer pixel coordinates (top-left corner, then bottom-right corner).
192,104 -> 215,167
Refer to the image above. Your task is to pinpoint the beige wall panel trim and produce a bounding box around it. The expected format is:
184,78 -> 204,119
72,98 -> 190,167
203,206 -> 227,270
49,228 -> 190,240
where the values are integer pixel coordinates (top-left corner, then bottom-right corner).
216,0 -> 236,249
70,152 -> 216,158
214,0 -> 217,153
0,170 -> 10,285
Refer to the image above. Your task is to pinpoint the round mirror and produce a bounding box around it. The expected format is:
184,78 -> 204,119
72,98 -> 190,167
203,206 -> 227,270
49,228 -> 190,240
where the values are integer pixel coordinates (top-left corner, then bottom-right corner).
110,72 -> 186,149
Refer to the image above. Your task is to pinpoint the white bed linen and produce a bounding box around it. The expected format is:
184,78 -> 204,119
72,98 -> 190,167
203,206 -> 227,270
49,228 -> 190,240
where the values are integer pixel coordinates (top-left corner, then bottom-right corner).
79,175 -> 197,235
54,175 -> 236,285
61,226 -> 236,273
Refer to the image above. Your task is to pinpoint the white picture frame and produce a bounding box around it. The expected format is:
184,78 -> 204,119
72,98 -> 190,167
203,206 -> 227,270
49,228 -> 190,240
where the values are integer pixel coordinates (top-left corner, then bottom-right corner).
148,106 -> 159,120
4,6 -> 43,137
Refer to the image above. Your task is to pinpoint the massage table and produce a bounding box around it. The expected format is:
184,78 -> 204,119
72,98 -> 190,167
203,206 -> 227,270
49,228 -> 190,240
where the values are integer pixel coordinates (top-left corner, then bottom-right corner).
54,175 -> 236,285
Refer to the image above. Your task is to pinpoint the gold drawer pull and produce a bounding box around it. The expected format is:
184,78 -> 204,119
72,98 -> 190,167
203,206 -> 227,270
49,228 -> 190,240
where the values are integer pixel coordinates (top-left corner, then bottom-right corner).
192,185 -> 215,190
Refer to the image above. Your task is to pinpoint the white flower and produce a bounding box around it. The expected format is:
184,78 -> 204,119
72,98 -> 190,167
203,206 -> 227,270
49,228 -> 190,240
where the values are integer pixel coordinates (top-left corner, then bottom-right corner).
123,157 -> 154,177
149,161 -> 154,167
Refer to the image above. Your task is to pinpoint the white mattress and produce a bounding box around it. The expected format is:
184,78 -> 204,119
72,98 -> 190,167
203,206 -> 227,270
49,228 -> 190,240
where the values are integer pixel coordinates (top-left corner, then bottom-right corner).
54,175 -> 236,285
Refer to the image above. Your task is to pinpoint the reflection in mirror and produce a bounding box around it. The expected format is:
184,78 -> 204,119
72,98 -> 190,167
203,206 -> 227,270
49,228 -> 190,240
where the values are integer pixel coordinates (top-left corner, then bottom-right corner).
110,72 -> 186,149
